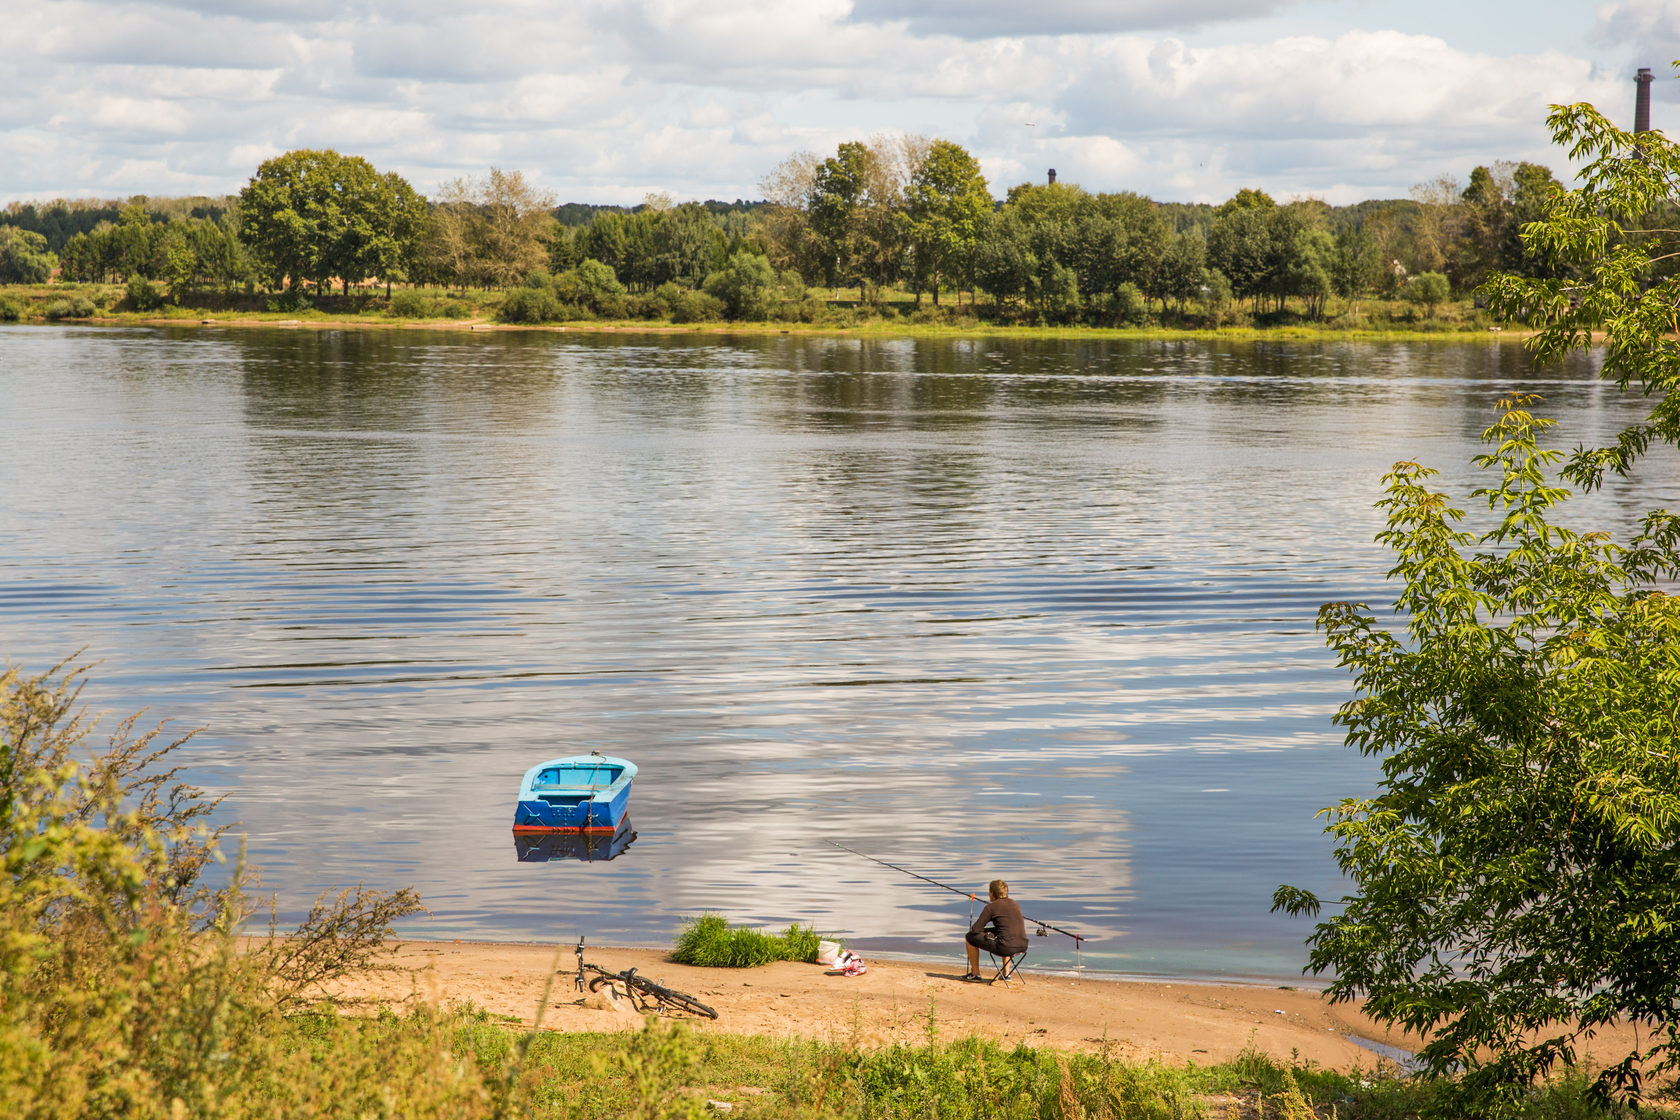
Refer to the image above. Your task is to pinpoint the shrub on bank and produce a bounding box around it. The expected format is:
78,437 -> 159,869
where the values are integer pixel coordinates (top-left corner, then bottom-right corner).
0,295 -> 21,321
126,273 -> 164,312
498,285 -> 564,323
43,296 -> 96,320
672,913 -> 822,967
388,289 -> 447,318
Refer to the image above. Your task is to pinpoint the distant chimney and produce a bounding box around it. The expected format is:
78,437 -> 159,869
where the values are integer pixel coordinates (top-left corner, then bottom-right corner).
1636,67 -> 1653,133
1047,168 -> 1057,185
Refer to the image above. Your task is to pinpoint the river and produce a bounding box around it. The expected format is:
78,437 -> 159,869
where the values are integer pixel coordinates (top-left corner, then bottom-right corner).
0,326 -> 1663,980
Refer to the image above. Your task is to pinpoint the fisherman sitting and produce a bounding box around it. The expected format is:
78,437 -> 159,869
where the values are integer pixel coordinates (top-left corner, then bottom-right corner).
963,879 -> 1028,982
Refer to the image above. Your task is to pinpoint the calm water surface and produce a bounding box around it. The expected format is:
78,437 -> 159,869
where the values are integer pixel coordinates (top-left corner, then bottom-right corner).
1,326 -> 1668,981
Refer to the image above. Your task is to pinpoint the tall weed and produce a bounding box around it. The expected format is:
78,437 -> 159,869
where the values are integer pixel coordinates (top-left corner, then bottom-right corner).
0,659 -> 455,1119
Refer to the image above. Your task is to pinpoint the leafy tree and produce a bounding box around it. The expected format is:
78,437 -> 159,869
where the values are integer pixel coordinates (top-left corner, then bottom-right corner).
0,198 -> 122,252
972,208 -> 1035,312
431,168 -> 556,291
1036,261 -> 1080,324
1155,230 -> 1207,318
702,250 -> 778,319
1280,227 -> 1334,319
111,202 -> 161,280
1217,187 -> 1275,215
154,224 -> 197,301
905,139 -> 991,306
1207,202 -> 1271,309
1112,280 -> 1146,326
1406,174 -> 1461,276
573,210 -> 631,281
1330,224 -> 1383,313
0,227 -> 56,284
126,272 -> 163,311
992,180 -> 1145,318
757,149 -> 828,283
56,230 -> 100,282
1201,268 -> 1233,325
809,141 -> 877,293
1092,191 -> 1168,317
1400,270 -> 1450,316
1500,162 -> 1566,279
1279,88 -> 1680,1115
1275,398 -> 1680,1114
649,201 -> 725,289
239,150 -> 422,294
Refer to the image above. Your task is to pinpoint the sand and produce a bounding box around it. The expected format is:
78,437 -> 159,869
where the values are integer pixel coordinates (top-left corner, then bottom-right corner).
326,939 -> 1421,1070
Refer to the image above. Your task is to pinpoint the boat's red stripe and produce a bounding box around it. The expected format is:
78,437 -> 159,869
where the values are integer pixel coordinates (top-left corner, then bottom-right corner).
511,825 -> 621,834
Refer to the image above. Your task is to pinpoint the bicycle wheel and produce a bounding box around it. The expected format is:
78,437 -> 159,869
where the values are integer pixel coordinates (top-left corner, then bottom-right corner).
586,975 -> 620,995
632,979 -> 717,1020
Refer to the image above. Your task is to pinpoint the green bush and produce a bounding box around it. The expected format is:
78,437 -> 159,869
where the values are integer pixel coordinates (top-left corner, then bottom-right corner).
1114,281 -> 1147,326
387,289 -> 442,318
499,285 -> 563,323
266,290 -> 312,313
671,289 -> 726,323
702,250 -> 777,320
671,913 -> 823,967
1401,270 -> 1451,317
0,295 -> 21,321
126,273 -> 163,311
43,296 -> 95,320
591,291 -> 629,319
793,296 -> 830,323
551,259 -> 628,317
649,281 -> 684,316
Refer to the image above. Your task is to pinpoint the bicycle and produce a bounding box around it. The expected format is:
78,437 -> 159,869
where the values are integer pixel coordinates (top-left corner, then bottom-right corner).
572,937 -> 718,1019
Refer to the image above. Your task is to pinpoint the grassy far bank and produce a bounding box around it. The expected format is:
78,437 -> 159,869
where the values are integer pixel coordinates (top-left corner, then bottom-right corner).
0,279 -> 1516,342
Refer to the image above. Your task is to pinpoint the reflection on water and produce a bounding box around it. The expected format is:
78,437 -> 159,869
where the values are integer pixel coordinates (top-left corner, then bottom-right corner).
0,326 -> 1665,981
515,819 -> 638,863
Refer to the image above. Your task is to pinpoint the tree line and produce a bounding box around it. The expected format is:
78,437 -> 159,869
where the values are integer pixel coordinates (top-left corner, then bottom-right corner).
0,141 -> 1569,324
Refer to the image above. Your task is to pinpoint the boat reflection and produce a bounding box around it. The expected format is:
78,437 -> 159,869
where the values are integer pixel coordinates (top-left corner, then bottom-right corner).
514,818 -> 638,863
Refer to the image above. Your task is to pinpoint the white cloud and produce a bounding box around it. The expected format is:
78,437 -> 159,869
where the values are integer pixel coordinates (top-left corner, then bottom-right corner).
846,0 -> 1304,37
0,0 -> 1646,205
1596,0 -> 1680,44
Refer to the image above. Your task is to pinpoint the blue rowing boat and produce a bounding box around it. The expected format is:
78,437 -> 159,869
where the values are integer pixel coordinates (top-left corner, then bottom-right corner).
512,753 -> 636,833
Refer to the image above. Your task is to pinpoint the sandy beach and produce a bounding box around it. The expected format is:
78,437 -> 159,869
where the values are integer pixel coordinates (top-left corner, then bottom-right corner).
328,940 -> 1420,1070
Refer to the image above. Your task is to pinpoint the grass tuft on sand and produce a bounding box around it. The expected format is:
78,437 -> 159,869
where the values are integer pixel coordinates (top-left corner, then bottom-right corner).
672,913 -> 824,968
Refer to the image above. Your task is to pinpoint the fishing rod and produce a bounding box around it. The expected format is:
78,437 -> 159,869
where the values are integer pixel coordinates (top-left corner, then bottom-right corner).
830,841 -> 1088,970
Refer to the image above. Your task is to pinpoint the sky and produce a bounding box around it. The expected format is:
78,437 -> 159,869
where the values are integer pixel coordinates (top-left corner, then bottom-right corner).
1,0 -> 1676,207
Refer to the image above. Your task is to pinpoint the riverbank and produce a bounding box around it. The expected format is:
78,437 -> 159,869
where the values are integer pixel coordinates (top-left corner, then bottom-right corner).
0,280 -> 1521,342
4,309 -> 1527,344
331,939 -> 1414,1070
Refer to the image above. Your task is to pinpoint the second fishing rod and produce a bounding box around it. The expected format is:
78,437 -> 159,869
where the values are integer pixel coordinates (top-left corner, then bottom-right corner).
830,841 -> 1089,969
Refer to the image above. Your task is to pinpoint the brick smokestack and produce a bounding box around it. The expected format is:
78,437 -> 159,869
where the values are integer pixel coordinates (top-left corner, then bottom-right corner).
1636,67 -> 1653,134
1047,168 -> 1057,185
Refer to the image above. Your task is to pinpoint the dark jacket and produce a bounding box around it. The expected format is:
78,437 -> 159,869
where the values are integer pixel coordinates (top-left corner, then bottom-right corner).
969,897 -> 1028,954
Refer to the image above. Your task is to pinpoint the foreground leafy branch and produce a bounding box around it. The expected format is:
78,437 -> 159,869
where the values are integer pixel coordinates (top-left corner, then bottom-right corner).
1483,91 -> 1680,491
1276,397 -> 1680,1116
